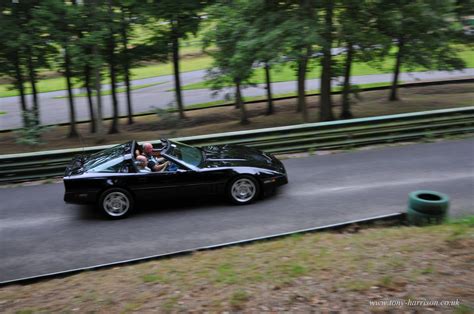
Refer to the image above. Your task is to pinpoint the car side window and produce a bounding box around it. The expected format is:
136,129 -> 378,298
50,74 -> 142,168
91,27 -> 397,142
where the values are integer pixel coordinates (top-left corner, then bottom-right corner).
89,158 -> 130,173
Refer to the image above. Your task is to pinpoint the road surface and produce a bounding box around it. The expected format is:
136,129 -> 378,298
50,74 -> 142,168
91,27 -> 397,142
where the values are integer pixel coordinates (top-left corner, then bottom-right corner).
0,139 -> 473,282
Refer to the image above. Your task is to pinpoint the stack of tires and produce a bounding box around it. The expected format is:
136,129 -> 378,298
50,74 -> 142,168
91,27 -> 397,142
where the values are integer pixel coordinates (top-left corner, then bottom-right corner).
407,190 -> 450,225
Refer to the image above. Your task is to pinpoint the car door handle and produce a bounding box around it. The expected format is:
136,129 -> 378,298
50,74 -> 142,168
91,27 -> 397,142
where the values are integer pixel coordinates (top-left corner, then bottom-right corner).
138,178 -> 147,183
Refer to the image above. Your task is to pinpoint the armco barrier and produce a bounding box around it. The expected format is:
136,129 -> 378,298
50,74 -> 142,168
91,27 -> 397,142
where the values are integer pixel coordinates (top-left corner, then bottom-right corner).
1,107 -> 473,183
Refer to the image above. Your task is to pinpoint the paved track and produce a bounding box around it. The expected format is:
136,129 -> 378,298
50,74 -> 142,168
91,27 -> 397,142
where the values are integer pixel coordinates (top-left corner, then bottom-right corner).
0,139 -> 473,282
1,68 -> 473,130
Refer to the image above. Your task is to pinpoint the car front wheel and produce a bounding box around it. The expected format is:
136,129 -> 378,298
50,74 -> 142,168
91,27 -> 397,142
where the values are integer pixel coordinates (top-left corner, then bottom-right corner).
99,188 -> 134,219
228,175 -> 259,205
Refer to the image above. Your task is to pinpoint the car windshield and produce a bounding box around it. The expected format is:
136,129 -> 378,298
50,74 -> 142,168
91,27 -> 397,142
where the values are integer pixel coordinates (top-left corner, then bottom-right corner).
165,141 -> 203,167
84,143 -> 129,171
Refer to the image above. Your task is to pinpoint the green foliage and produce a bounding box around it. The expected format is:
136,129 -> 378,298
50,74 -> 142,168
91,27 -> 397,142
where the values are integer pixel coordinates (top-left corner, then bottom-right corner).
154,105 -> 183,133
377,0 -> 466,72
203,1 -> 258,89
14,112 -> 53,146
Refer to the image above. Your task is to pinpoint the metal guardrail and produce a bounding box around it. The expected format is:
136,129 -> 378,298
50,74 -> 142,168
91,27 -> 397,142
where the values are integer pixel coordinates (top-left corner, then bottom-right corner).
1,106 -> 473,184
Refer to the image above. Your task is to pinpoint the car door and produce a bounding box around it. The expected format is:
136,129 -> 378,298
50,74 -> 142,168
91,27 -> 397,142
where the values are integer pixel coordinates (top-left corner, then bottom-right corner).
173,168 -> 230,198
127,171 -> 181,200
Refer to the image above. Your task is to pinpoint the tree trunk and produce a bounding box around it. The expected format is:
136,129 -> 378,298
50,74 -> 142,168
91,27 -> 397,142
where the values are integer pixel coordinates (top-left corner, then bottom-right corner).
171,22 -> 186,119
389,38 -> 404,101
65,47 -> 79,138
93,58 -> 104,141
121,7 -> 133,124
264,62 -> 274,115
84,65 -> 96,133
107,3 -> 119,134
320,0 -> 334,122
73,0 -> 95,133
297,47 -> 310,122
236,80 -> 249,125
340,42 -> 354,119
89,0 -> 104,142
26,51 -> 40,126
108,44 -> 120,134
13,54 -> 29,127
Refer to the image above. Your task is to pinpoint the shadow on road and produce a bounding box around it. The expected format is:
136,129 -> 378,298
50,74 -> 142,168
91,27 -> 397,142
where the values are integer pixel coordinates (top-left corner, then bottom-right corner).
70,189 -> 283,221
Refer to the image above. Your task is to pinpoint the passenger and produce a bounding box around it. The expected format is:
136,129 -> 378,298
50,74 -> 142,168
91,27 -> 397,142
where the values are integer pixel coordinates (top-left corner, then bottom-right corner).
142,142 -> 169,172
136,155 -> 151,173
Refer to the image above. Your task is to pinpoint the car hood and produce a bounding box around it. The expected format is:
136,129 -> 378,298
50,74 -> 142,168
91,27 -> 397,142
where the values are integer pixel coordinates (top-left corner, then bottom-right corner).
200,144 -> 284,172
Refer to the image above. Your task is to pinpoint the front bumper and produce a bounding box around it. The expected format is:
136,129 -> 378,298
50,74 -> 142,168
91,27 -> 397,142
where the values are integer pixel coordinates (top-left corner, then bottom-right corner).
262,174 -> 288,196
64,191 -> 97,204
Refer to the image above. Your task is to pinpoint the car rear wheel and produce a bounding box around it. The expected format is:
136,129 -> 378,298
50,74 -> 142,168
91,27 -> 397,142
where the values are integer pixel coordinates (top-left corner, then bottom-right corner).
228,175 -> 259,205
99,188 -> 134,219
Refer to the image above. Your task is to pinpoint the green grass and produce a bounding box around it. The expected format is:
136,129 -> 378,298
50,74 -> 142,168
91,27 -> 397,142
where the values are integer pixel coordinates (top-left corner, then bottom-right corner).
53,81 -> 167,99
1,46 -> 471,97
185,81 -> 396,110
0,111 -> 6,115
129,55 -> 213,81
0,55 -> 213,98
181,48 -> 474,91
141,273 -> 163,283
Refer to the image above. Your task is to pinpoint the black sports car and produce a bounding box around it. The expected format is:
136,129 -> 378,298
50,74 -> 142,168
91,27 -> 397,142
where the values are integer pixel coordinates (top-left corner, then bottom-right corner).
64,139 -> 288,218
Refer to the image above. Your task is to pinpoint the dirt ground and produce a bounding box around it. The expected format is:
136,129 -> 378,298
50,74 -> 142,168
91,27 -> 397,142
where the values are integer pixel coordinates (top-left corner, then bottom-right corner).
0,219 -> 472,313
1,82 -> 473,154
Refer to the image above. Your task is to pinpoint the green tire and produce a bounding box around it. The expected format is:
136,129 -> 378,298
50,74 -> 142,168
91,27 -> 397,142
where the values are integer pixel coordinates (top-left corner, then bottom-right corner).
407,207 -> 446,226
408,190 -> 449,215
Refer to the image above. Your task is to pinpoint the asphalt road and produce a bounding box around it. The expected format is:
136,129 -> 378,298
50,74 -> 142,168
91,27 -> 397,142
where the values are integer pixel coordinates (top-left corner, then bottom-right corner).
0,139 -> 473,283
1,68 -> 473,130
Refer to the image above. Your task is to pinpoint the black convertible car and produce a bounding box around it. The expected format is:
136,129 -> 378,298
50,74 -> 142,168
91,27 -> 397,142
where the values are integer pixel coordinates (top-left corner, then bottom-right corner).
64,139 -> 288,218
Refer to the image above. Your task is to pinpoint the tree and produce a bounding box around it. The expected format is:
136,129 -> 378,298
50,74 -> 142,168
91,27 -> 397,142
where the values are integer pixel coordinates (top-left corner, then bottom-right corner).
204,1 -> 258,125
73,0 -> 96,133
34,0 -> 82,138
280,0 -> 319,123
106,0 -> 121,134
319,0 -> 335,122
81,0 -> 109,141
337,0 -> 386,119
118,1 -> 135,125
242,0 -> 289,115
146,0 -> 208,119
377,0 -> 466,101
0,1 -> 54,133
0,3 -> 30,127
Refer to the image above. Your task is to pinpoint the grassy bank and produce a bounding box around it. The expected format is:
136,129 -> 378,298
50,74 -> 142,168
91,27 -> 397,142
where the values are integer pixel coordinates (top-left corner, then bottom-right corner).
1,216 -> 472,313
181,49 -> 474,90
186,81 -> 398,110
0,56 -> 213,98
53,81 -> 168,99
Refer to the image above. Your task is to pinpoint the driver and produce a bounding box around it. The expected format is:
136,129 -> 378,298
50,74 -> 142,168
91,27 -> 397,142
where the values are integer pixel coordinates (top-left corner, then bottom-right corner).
142,142 -> 169,172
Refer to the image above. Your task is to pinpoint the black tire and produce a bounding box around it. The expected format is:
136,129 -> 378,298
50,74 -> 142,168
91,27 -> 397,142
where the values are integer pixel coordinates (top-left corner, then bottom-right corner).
98,188 -> 134,219
227,175 -> 260,205
408,190 -> 449,215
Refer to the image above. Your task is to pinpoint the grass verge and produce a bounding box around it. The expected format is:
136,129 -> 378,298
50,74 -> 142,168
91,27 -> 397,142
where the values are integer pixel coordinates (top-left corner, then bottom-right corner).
1,46 -> 472,98
52,81 -> 168,99
186,82 -> 397,110
0,216 -> 472,312
180,49 -> 474,91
